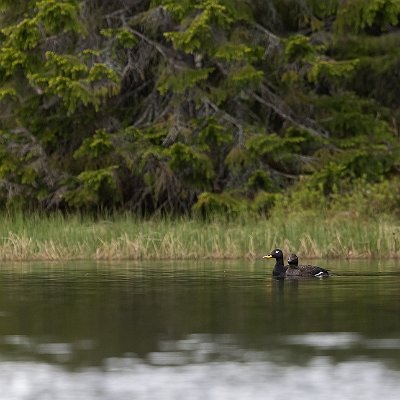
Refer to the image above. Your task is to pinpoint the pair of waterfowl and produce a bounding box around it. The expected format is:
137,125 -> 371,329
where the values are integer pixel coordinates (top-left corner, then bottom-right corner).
263,249 -> 330,278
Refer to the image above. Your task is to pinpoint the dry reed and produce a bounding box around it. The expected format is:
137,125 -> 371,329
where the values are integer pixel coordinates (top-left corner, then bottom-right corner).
0,213 -> 399,260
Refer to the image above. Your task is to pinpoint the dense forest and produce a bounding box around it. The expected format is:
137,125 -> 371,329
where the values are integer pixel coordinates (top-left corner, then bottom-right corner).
0,0 -> 399,216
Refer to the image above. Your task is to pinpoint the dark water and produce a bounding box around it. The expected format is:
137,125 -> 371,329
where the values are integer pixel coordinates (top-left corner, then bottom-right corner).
0,259 -> 400,399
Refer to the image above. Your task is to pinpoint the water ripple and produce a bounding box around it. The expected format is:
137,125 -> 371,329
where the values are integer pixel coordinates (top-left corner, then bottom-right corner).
0,357 -> 399,400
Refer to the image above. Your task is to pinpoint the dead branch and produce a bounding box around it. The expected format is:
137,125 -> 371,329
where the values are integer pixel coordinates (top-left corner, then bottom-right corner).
252,85 -> 330,138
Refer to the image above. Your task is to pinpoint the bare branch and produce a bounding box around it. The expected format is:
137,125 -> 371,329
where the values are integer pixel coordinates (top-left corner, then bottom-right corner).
253,23 -> 281,46
252,86 -> 330,138
128,28 -> 170,61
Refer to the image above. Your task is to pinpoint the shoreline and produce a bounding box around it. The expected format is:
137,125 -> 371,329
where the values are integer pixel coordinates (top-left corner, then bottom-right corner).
0,213 -> 398,261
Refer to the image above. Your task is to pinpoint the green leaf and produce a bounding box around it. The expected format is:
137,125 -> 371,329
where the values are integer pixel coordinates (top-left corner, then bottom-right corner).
192,191 -> 247,218
214,43 -> 257,61
285,35 -> 316,62
36,0 -> 82,35
88,63 -> 120,83
228,65 -> 263,88
0,87 -> 17,100
157,67 -> 213,95
308,59 -> 359,84
167,143 -> 214,187
115,28 -> 137,48
1,18 -> 40,50
74,130 -> 114,160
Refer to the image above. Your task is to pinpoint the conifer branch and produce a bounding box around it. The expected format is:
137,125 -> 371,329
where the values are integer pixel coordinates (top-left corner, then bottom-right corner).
253,23 -> 282,51
202,98 -> 245,144
252,86 -> 330,138
127,28 -> 170,62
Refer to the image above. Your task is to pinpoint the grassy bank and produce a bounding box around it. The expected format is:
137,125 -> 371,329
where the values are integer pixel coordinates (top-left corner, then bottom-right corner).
0,212 -> 399,261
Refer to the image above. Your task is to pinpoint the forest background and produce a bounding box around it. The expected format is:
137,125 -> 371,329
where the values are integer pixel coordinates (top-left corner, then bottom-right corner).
0,0 -> 399,259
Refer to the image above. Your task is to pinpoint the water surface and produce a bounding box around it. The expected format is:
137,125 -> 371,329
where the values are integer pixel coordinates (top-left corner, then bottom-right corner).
0,259 -> 399,399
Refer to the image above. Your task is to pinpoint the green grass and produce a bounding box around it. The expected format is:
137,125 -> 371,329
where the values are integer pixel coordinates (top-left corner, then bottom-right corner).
0,211 -> 399,260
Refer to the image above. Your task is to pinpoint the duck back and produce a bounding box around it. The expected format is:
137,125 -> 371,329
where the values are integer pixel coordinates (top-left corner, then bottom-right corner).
286,264 -> 329,277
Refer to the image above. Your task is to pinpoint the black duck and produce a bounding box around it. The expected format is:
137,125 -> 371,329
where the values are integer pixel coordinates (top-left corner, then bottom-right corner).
287,253 -> 329,277
263,248 -> 288,277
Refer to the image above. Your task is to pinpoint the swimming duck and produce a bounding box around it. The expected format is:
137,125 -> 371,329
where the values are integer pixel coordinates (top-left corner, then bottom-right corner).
263,248 -> 288,277
287,253 -> 329,277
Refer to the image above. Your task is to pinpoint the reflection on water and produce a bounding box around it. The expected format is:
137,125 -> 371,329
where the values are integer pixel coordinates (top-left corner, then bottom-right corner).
0,259 -> 399,399
1,355 -> 400,400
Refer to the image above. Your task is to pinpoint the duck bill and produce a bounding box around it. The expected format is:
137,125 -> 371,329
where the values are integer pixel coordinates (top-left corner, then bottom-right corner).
263,254 -> 273,259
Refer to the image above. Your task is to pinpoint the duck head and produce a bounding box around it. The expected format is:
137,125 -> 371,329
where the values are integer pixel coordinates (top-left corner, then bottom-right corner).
287,253 -> 298,266
263,248 -> 284,261
263,248 -> 286,277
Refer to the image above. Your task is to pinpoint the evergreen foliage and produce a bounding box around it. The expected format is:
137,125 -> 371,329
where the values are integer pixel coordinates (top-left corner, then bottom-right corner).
0,0 -> 398,215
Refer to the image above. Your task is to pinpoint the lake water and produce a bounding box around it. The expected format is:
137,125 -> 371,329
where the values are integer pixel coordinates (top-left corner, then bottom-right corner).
0,259 -> 400,399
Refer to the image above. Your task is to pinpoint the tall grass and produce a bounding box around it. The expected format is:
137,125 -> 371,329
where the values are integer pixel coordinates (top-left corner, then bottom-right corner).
0,211 -> 399,260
